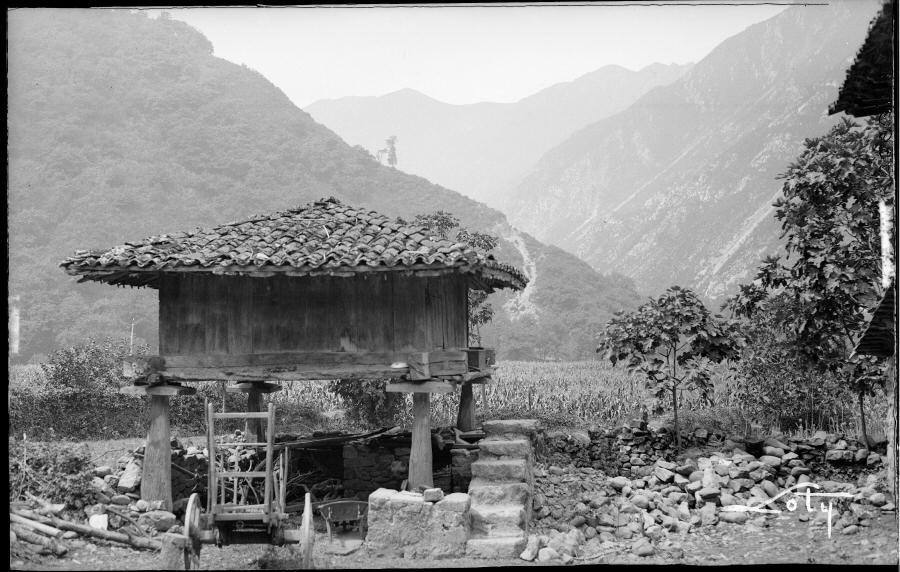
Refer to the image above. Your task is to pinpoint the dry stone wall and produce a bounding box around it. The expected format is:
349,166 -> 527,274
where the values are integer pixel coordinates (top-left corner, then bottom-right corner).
538,424 -> 886,479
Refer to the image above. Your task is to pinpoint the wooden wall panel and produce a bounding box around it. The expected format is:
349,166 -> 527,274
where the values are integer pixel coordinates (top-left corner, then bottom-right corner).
159,273 -> 469,360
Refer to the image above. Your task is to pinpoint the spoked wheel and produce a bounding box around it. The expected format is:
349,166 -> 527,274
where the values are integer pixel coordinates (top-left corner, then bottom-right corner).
183,493 -> 203,570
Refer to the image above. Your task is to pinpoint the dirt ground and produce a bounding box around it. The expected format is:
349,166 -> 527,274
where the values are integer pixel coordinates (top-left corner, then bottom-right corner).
11,510 -> 897,570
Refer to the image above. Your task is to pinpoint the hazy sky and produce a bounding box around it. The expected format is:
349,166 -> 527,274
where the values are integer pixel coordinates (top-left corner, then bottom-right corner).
156,3 -> 791,108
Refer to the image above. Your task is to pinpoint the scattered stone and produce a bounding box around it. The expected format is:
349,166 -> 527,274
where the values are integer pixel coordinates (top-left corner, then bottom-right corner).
869,493 -> 887,507
537,547 -> 560,562
632,537 -> 655,557
700,502 -> 718,526
110,494 -> 132,506
138,510 -> 178,532
632,494 -> 650,510
116,461 -> 142,493
134,499 -> 150,513
93,466 -> 113,477
88,514 -> 108,531
519,535 -> 540,561
719,511 -> 749,524
423,488 -> 444,502
610,476 -> 629,491
842,525 -> 860,535
759,455 -> 782,468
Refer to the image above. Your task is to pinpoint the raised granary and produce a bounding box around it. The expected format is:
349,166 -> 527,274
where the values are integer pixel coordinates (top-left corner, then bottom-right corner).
61,196 -> 526,508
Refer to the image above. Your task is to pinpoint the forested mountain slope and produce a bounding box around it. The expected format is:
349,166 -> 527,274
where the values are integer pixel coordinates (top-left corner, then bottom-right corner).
8,9 -> 640,361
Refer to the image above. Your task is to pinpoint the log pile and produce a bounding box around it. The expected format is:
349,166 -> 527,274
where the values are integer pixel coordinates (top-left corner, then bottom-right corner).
9,498 -> 162,562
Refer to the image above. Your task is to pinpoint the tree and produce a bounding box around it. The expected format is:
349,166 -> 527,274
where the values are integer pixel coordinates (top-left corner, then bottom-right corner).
412,211 -> 499,346
598,286 -> 743,449
727,114 -> 893,449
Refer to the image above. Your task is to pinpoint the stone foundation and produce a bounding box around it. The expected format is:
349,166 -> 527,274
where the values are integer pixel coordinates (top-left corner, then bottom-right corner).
366,488 -> 471,559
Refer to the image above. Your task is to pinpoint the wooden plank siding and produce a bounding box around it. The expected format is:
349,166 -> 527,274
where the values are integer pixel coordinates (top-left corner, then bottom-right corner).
158,273 -> 468,365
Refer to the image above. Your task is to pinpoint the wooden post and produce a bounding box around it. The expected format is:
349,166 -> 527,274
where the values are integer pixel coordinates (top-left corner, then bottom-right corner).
457,382 -> 476,432
142,394 -> 173,511
887,363 -> 897,502
246,389 -> 265,443
409,392 -> 434,489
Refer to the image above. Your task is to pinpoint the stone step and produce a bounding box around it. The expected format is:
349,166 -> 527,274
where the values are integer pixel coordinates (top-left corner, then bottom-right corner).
482,419 -> 540,438
471,459 -> 528,481
465,535 -> 527,559
470,504 -> 526,536
478,439 -> 532,459
468,479 -> 530,505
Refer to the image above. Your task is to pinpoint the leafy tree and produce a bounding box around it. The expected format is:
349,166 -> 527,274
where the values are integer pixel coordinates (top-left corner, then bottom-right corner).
413,211 -> 499,346
598,286 -> 743,449
727,114 -> 893,449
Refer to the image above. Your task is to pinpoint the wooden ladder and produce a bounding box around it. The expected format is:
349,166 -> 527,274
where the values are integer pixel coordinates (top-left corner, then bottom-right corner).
206,401 -> 284,527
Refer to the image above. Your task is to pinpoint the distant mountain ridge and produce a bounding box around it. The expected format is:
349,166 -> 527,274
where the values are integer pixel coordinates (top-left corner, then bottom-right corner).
305,62 -> 691,207
502,0 -> 883,299
7,9 -> 640,361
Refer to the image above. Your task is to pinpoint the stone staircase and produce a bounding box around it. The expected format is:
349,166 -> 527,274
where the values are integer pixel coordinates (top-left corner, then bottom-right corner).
465,419 -> 539,558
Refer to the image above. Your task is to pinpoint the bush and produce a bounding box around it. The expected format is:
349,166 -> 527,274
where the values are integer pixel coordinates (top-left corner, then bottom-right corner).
8,438 -> 99,510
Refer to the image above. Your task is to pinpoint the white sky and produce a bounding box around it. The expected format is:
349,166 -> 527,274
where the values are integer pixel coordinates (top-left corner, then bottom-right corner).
153,3 -> 791,108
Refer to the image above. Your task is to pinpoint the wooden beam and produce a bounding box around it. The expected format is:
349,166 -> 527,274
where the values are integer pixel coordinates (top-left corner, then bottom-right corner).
385,381 -> 455,394
408,393 -> 433,489
225,382 -> 283,394
407,350 -> 468,381
123,351 -> 469,382
119,384 -> 197,397
142,395 -> 173,511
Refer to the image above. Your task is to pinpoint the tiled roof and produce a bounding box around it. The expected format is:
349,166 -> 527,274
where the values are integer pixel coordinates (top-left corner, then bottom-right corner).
61,197 -> 527,291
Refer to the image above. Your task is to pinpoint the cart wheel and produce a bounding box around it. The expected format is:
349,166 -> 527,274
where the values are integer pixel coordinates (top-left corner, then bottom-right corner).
300,492 -> 314,569
183,493 -> 203,570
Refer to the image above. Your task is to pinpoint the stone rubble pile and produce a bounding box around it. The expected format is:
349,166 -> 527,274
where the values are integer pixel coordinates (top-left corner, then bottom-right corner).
85,438 -> 209,536
521,432 -> 895,563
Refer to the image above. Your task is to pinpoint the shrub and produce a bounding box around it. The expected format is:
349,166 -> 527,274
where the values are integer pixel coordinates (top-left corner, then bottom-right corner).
8,438 -> 99,510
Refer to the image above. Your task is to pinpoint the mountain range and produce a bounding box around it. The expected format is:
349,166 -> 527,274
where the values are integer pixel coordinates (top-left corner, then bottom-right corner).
7,9 -> 640,362
305,63 -> 691,208
307,0 -> 883,300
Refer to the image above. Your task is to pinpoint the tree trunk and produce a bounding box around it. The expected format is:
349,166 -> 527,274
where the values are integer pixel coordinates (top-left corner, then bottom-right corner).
858,387 -> 870,453
672,386 -> 680,450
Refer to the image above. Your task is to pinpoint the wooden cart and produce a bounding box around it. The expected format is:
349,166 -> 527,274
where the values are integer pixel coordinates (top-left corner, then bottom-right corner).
180,402 -> 315,569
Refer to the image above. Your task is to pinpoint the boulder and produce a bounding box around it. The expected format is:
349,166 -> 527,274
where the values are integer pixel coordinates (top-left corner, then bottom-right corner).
719,511 -> 749,524
88,514 -> 108,531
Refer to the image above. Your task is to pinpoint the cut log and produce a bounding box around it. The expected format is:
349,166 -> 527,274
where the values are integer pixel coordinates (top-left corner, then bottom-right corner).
10,513 -> 64,537
11,509 -> 161,551
10,524 -> 67,557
